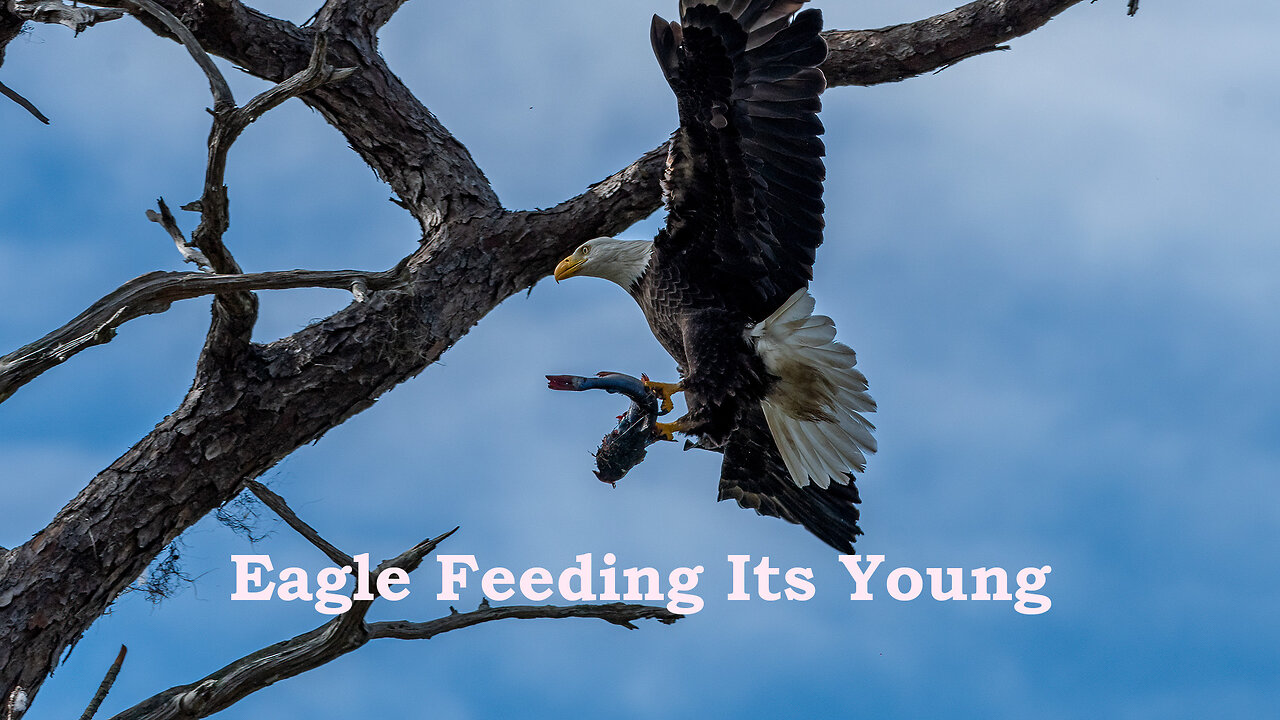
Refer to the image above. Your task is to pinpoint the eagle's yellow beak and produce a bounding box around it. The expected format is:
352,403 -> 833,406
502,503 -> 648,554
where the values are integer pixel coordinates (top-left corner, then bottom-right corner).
554,255 -> 585,282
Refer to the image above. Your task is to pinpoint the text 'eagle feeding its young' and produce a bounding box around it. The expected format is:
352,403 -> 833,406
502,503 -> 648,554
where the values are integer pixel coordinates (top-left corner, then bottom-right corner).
551,0 -> 876,552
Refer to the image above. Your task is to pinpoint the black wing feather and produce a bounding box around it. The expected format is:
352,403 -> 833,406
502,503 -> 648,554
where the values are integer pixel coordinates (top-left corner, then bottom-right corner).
653,0 -> 827,322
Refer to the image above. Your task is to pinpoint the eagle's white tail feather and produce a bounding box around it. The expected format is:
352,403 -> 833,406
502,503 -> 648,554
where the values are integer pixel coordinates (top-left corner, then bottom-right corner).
752,288 -> 877,489
767,411 -> 822,488
789,322 -> 836,347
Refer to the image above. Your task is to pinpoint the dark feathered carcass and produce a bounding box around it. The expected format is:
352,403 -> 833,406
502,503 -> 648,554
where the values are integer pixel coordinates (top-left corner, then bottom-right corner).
546,372 -> 663,485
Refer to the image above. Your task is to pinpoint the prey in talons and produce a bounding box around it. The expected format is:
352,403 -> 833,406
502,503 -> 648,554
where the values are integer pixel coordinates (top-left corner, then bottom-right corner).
546,372 -> 667,484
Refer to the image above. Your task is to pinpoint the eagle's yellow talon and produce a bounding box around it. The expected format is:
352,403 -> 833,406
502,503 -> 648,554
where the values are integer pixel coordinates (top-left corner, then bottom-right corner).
641,374 -> 683,416
653,420 -> 692,442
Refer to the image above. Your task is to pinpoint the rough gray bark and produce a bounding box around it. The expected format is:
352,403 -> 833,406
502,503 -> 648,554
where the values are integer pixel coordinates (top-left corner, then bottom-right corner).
0,0 -> 1117,711
823,0 -> 1088,87
0,5 -> 21,51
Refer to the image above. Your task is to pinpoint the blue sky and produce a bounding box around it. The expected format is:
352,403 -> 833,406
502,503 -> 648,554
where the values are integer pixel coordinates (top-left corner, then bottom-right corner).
2,0 -> 1278,717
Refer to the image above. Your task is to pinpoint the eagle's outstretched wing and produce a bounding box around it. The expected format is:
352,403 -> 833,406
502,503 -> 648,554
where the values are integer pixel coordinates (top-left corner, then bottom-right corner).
651,0 -> 826,322
646,1 -> 867,552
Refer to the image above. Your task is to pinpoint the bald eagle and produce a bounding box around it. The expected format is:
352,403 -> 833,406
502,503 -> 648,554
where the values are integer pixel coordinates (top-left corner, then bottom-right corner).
554,0 -> 875,552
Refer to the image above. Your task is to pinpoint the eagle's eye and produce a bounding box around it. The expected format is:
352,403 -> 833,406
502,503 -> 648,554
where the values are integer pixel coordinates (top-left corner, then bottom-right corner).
580,245 -> 591,257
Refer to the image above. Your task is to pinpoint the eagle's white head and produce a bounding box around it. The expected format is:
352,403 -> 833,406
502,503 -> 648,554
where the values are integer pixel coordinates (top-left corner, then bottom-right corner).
553,237 -> 653,290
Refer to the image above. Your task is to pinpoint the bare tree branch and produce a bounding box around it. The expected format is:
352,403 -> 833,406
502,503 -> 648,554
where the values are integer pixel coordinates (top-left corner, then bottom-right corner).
108,601 -> 677,720
371,602 -> 683,640
0,262 -> 410,403
0,79 -> 47,123
78,645 -> 127,720
10,1 -> 125,36
113,0 -> 234,110
245,481 -> 354,567
116,0 -> 502,231
0,122 -> 657,406
375,528 -> 459,577
233,32 -> 356,126
191,29 -> 355,272
821,0 -> 1088,87
184,29 -> 357,344
105,515 -> 674,720
3,0 -> 121,122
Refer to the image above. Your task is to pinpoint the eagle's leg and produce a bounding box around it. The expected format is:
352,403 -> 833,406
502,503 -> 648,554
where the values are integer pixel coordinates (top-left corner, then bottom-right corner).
641,374 -> 683,416
653,418 -> 695,442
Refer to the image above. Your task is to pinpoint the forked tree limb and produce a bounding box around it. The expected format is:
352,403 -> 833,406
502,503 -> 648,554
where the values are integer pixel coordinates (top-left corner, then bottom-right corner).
105,495 -> 674,720
0,264 -> 411,404
103,0 -> 502,231
0,0 -> 1113,706
109,602 -> 678,720
187,29 -> 356,345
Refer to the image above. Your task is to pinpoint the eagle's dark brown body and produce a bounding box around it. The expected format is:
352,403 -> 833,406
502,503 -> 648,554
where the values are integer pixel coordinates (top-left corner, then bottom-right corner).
633,253 -> 770,450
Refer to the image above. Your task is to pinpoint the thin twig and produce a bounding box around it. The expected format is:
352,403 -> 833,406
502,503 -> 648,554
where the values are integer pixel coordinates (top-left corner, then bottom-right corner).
232,33 -> 356,132
371,602 -> 683,640
79,645 -> 128,720
115,0 -> 234,111
0,78 -> 50,123
244,481 -> 353,567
